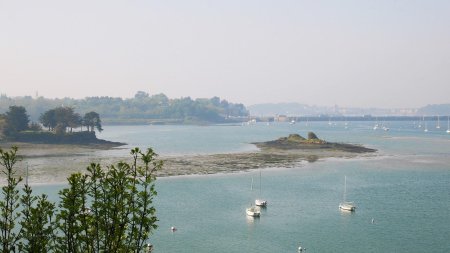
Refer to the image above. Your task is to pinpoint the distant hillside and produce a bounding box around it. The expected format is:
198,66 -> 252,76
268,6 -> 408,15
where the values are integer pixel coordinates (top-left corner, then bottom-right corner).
417,104 -> 450,116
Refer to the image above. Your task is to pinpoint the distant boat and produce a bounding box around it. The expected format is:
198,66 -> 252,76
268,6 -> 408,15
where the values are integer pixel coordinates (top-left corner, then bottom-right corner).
418,115 -> 424,128
255,170 -> 267,207
339,176 -> 356,212
373,117 -> 379,130
436,115 -> 441,129
424,122 -> 428,132
447,116 -> 450,133
382,122 -> 389,131
290,119 -> 296,125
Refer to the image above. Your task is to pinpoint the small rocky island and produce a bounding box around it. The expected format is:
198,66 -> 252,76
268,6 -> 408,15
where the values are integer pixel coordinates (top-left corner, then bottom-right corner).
252,132 -> 376,153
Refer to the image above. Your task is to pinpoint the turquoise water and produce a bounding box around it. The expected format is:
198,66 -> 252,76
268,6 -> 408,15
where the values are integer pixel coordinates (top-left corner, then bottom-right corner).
39,122 -> 450,252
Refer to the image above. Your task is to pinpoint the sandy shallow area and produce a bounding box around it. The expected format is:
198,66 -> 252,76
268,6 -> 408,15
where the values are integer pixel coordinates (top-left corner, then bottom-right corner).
0,142 -> 376,185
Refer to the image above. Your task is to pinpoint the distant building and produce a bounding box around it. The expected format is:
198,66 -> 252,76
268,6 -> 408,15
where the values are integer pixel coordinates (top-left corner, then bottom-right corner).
276,115 -> 288,122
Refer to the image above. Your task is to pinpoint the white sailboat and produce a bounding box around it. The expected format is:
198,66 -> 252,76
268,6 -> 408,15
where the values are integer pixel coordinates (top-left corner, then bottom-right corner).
447,116 -> 450,133
436,115 -> 441,129
255,170 -> 267,207
424,121 -> 428,132
373,117 -> 379,130
246,177 -> 261,217
339,176 -> 356,212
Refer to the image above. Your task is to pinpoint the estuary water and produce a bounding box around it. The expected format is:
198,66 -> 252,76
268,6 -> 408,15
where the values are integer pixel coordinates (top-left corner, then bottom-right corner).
37,121 -> 450,252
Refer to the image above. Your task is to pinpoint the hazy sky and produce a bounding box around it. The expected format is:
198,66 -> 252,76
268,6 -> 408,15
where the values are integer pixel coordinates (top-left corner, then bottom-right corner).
1,0 -> 449,108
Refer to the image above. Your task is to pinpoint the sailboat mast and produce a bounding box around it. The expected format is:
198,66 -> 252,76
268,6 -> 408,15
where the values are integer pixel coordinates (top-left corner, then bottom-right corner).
26,162 -> 29,185
343,176 -> 347,202
259,170 -> 262,196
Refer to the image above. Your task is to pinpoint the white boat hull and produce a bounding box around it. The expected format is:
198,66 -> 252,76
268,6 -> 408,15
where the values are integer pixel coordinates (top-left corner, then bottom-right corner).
339,202 -> 356,212
255,199 -> 267,207
246,206 -> 261,217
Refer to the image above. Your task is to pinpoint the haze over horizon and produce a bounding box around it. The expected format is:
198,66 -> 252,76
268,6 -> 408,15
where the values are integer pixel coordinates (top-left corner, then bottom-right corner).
1,0 -> 449,109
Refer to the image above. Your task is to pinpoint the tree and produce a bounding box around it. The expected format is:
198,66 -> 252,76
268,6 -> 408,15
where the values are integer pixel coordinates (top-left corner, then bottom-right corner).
4,106 -> 29,136
39,109 -> 57,131
18,185 -> 56,252
83,111 -> 103,132
0,147 -> 56,253
0,147 -> 23,253
134,91 -> 150,100
0,146 -> 161,253
55,147 -> 160,252
39,107 -> 82,133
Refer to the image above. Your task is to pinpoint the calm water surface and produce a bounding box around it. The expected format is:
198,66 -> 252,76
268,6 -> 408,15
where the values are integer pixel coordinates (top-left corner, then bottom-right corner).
36,121 -> 450,252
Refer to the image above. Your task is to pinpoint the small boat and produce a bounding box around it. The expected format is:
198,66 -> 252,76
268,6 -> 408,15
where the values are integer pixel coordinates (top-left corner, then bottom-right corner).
255,199 -> 267,207
246,205 -> 261,217
339,176 -> 356,212
436,115 -> 441,129
447,116 -> 450,133
297,243 -> 306,253
339,201 -> 356,212
373,117 -> 379,130
255,170 -> 267,207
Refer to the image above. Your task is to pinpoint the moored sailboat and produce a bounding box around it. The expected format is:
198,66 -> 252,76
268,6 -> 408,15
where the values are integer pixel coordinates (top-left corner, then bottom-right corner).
255,170 -> 267,207
339,176 -> 356,212
447,116 -> 450,133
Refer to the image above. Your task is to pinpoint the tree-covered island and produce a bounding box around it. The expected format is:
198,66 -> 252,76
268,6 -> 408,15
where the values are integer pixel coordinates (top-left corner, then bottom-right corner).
0,105 -> 123,146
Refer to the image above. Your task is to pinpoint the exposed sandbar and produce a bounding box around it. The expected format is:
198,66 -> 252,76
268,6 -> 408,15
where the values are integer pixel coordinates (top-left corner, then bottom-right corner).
0,139 -> 376,185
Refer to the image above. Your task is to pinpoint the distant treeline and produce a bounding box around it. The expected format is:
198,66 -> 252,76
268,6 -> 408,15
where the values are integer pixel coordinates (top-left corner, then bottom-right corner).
0,91 -> 249,124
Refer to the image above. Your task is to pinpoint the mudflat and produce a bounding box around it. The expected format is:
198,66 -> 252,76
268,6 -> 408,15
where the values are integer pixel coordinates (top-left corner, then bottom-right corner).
1,136 -> 376,185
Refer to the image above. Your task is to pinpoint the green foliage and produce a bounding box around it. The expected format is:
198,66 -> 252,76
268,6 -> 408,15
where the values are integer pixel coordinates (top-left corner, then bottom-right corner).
0,147 -> 22,253
0,146 -> 160,252
39,107 -> 82,134
83,111 -> 103,132
18,185 -> 56,252
0,92 -> 248,124
55,147 -> 160,252
3,106 -> 30,136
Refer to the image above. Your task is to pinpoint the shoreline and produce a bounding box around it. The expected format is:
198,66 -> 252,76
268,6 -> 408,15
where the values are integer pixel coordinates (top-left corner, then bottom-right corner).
0,142 -> 376,185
